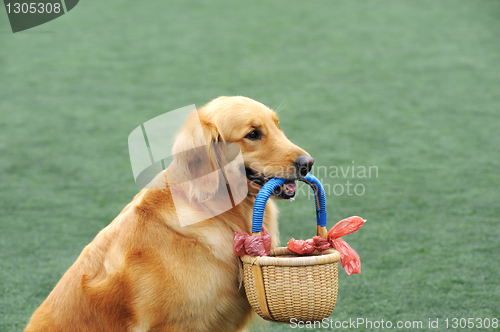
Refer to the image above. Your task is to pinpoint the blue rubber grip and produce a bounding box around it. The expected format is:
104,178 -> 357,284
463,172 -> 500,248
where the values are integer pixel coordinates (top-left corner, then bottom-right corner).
300,174 -> 327,227
251,174 -> 327,233
251,178 -> 286,233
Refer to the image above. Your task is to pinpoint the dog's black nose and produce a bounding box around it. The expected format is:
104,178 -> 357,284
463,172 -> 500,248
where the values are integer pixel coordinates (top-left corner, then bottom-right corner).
295,156 -> 314,177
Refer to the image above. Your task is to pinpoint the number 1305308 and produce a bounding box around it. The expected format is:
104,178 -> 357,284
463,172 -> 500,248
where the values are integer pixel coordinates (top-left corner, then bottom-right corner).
445,318 -> 498,329
6,2 -> 61,14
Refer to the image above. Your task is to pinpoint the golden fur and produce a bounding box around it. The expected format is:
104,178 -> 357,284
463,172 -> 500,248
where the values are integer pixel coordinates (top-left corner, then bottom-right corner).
25,96 -> 310,332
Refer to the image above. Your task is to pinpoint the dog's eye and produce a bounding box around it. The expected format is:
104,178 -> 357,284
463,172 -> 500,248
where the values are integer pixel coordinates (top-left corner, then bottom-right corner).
245,130 -> 261,140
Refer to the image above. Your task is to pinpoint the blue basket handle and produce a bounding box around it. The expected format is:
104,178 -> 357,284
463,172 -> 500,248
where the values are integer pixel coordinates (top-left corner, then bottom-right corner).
251,174 -> 328,237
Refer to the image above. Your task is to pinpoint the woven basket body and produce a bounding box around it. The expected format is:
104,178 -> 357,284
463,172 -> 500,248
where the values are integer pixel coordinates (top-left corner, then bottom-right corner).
241,247 -> 340,323
242,175 -> 339,323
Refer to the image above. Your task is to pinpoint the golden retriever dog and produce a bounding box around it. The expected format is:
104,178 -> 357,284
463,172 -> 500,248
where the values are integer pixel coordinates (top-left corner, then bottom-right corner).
24,96 -> 314,332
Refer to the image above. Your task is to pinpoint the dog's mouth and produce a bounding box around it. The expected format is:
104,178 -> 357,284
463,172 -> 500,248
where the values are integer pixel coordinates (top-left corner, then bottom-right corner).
245,167 -> 297,200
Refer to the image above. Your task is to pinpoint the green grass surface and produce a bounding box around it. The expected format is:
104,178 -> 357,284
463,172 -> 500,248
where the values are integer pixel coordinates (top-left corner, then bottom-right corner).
1,1 -> 500,331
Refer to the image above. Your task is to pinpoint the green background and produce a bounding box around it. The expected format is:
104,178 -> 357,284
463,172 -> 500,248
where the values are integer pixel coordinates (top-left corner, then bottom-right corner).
1,1 -> 499,331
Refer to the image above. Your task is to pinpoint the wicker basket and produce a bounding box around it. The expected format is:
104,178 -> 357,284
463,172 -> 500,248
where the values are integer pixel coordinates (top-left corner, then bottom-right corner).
241,174 -> 340,323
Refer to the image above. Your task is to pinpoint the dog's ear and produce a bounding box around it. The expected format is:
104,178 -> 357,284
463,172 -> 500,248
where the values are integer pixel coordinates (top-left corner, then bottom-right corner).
170,112 -> 223,202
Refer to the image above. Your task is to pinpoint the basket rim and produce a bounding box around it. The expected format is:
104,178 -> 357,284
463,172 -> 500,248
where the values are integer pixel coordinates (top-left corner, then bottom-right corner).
240,247 -> 340,266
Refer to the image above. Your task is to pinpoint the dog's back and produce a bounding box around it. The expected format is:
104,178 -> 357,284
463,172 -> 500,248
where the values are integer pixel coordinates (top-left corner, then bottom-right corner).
24,186 -> 267,332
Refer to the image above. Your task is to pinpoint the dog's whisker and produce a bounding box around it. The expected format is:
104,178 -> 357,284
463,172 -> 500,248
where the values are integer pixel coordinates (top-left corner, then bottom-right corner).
275,99 -> 286,114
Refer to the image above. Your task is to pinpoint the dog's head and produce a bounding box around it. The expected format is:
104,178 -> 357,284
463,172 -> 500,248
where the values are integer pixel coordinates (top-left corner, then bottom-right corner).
170,96 -> 313,202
